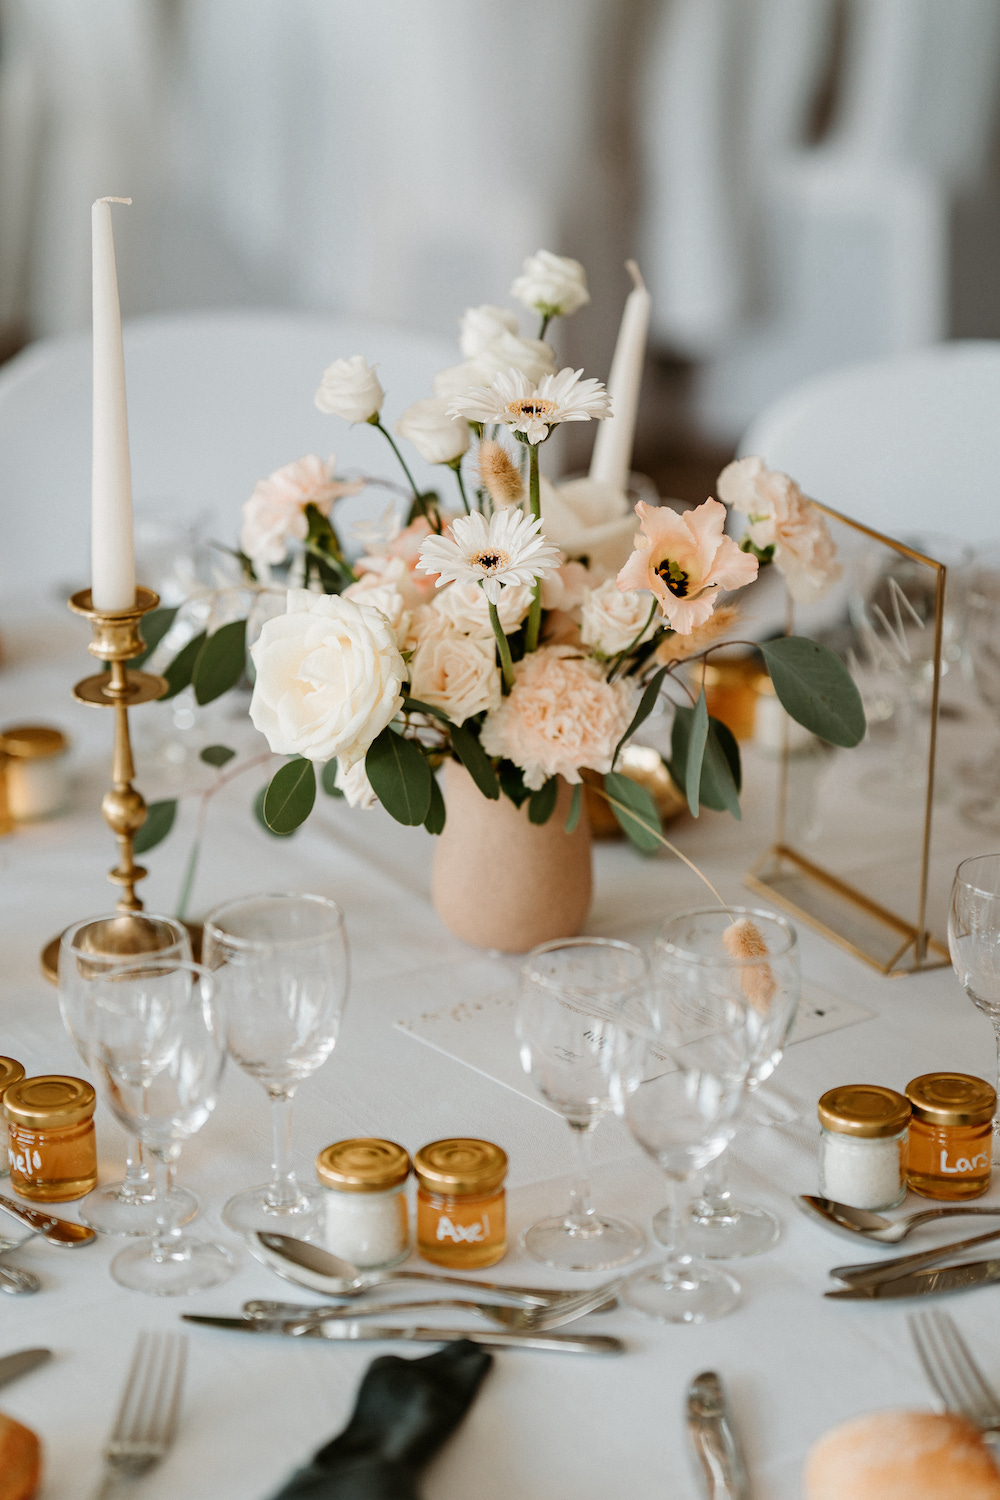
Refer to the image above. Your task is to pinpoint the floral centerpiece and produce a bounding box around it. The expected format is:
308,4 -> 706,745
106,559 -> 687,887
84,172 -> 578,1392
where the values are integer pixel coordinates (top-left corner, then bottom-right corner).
134,251 -> 863,947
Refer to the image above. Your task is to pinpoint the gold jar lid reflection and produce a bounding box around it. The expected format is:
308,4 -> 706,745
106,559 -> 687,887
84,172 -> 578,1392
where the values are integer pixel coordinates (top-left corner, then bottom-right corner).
906,1073 -> 997,1127
316,1138 -> 410,1193
0,725 -> 68,759
0,1058 -> 25,1096
413,1138 -> 508,1196
818,1084 -> 911,1138
3,1076 -> 96,1129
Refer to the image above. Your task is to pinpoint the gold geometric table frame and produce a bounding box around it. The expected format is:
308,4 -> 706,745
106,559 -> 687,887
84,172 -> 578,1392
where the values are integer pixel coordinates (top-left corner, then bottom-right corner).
745,503 -> 950,977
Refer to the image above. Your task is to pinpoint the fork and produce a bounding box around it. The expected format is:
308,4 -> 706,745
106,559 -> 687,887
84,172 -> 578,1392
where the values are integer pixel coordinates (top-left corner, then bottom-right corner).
248,1279 -> 622,1334
908,1310 -> 1000,1432
91,1332 -> 188,1498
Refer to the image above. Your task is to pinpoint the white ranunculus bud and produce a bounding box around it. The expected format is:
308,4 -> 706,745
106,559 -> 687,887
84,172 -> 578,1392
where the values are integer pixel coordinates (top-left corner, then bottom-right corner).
432,334 -> 556,401
408,630 -> 501,726
249,590 -> 404,768
335,758 -> 379,808
459,304 -> 519,359
394,397 -> 470,466
580,577 -> 657,656
511,250 -> 590,318
315,355 -> 384,423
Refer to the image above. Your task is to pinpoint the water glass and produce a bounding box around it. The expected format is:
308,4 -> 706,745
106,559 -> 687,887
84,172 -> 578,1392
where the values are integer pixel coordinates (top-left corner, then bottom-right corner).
949,854 -> 1000,1134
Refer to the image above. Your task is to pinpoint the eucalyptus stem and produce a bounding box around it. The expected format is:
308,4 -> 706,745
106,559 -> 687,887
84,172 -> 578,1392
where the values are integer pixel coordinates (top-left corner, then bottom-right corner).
451,460 -> 472,514
525,444 -> 542,652
371,417 -> 440,531
488,599 -> 516,693
588,781 -> 727,906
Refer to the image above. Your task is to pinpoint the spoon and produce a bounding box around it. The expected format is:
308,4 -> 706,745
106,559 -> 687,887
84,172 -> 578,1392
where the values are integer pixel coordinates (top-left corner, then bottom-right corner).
796,1195 -> 1000,1246
0,1196 -> 96,1246
0,1237 -> 41,1295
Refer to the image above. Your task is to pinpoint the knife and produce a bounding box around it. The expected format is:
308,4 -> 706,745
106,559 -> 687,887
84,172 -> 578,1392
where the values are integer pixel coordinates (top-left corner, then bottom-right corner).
825,1258 -> 1000,1300
686,1371 -> 750,1499
182,1314 -> 623,1354
0,1196 -> 95,1246
830,1224 -> 1000,1289
0,1348 -> 52,1389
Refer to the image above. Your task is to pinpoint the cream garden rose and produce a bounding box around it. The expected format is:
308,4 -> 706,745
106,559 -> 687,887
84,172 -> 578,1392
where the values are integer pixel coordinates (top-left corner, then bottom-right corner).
408,630 -> 501,725
335,758 -> 378,809
315,356 -> 384,424
511,250 -> 590,318
249,590 -> 405,768
395,397 -> 469,466
341,567 -> 412,646
580,578 -> 657,656
431,580 -> 534,635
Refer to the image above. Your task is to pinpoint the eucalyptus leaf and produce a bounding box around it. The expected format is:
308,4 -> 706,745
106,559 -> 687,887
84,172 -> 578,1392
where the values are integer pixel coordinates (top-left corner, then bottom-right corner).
499,759 -> 530,808
424,774 -> 446,835
603,771 -> 662,853
401,696 -> 451,725
564,781 -> 583,835
699,720 -> 742,819
684,691 -> 709,818
611,665 -> 669,768
263,758 -> 316,834
193,619 -> 247,706
450,721 -> 499,800
365,728 -> 431,826
527,777 -> 558,825
254,785 -> 296,837
133,799 -> 177,855
759,636 -> 866,747
132,607 -> 178,669
161,631 -> 206,700
200,744 -> 236,769
321,759 -> 343,797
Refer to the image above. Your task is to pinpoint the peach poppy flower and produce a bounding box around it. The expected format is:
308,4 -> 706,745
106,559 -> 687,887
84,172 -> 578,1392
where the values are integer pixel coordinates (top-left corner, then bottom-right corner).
615,498 -> 758,634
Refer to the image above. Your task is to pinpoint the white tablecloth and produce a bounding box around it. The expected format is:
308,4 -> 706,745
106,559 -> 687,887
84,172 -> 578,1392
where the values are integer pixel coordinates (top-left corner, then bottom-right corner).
1,598 -> 998,1500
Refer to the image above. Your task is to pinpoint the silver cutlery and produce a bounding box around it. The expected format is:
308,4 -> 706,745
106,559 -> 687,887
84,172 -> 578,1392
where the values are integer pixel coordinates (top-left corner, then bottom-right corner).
244,1280 -> 622,1334
825,1257 -> 1000,1300
686,1371 -> 750,1500
830,1224 -> 1000,1288
909,1309 -> 1000,1431
91,1332 -> 187,1499
0,1194 -> 96,1246
251,1231 -> 595,1308
0,1348 -> 52,1388
183,1313 -> 623,1354
796,1195 -> 1000,1245
0,1261 -> 41,1295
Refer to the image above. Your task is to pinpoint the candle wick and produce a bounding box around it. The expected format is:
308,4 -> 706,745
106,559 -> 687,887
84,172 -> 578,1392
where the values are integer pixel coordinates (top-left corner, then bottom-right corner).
625,259 -> 646,293
95,197 -> 132,207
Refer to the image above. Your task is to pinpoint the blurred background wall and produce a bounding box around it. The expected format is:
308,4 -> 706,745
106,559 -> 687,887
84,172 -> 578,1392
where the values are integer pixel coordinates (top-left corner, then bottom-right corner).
2,0 -> 1000,494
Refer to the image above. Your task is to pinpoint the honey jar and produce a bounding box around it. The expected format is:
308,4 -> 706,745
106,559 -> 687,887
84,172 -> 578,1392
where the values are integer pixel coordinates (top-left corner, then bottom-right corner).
414,1138 -> 507,1269
905,1073 -> 996,1200
0,1058 -> 25,1180
4,1075 -> 98,1201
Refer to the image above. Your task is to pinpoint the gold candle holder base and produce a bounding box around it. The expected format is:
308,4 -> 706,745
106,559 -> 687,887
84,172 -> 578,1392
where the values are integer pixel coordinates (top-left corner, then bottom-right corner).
41,587 -> 170,983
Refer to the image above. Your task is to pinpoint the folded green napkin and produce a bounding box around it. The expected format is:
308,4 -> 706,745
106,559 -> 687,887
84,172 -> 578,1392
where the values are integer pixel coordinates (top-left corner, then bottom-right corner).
269,1340 -> 493,1499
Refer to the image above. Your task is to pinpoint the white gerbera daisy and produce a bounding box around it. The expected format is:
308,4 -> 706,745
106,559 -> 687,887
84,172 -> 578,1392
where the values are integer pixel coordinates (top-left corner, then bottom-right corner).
416,509 -> 562,605
447,367 -> 613,445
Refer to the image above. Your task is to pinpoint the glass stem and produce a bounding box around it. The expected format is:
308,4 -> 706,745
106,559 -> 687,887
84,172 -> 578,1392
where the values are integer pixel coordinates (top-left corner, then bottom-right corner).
122,1135 -> 152,1191
695,1147 -> 731,1216
267,1090 -> 302,1210
565,1124 -> 597,1229
149,1148 -> 185,1262
659,1175 -> 693,1275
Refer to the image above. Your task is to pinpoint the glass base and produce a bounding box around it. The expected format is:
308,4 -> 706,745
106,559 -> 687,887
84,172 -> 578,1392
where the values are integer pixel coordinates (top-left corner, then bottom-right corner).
657,1200 -> 781,1260
79,1180 -> 198,1237
520,1214 -> 645,1271
624,1260 -> 740,1324
111,1235 -> 235,1296
222,1183 -> 323,1239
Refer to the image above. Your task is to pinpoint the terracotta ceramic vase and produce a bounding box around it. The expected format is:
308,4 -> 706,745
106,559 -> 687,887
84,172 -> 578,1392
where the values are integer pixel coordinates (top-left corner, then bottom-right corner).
431,761 -> 592,953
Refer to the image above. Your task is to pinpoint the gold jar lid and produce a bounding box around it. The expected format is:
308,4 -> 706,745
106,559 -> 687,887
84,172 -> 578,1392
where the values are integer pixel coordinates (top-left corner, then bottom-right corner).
413,1138 -> 508,1196
0,1058 -> 25,1095
906,1073 -> 997,1127
0,725 -> 68,760
818,1084 -> 911,1138
316,1138 -> 410,1193
3,1076 -> 96,1129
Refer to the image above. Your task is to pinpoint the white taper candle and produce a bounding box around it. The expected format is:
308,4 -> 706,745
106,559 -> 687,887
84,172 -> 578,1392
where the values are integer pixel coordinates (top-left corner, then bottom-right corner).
91,196 -> 136,612
588,260 -> 652,495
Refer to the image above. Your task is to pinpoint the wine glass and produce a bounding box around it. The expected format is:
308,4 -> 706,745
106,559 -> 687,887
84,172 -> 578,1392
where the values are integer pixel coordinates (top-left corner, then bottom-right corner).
516,938 -> 648,1271
949,854 -> 1000,1133
58,914 -> 197,1235
80,958 -> 234,1294
962,561 -> 1000,829
659,908 -> 800,1259
202,893 -> 349,1237
613,911 -> 755,1323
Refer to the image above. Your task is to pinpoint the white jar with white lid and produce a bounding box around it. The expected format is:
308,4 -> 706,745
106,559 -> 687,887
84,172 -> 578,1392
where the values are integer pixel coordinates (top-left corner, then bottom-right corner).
818,1084 -> 911,1211
316,1137 -> 410,1269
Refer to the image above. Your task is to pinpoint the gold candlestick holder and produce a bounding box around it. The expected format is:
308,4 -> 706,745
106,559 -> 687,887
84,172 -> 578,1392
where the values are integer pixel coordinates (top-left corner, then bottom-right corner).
40,586 -> 169,982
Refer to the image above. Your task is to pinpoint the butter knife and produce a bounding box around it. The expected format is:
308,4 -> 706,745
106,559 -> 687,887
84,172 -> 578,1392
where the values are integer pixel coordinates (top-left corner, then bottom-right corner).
826,1257 -> 1000,1300
830,1224 -> 1000,1289
182,1314 -> 623,1354
0,1348 -> 52,1388
687,1371 -> 750,1499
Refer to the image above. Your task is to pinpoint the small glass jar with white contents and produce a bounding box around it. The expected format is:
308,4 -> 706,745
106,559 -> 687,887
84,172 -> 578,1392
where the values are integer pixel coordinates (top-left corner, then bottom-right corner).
818,1085 -> 911,1211
316,1138 -> 411,1269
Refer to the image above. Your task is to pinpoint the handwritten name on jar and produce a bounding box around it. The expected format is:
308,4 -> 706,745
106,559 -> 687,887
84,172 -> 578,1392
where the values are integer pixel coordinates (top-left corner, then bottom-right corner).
414,1138 -> 508,1270
3,1075 -> 97,1202
0,1058 -> 25,1182
905,1072 -> 996,1201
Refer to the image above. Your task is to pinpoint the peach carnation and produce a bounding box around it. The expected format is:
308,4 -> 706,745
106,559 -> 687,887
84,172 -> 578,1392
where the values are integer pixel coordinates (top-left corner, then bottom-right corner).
240,454 -> 362,568
617,498 -> 758,634
480,645 -> 636,790
717,456 -> 842,604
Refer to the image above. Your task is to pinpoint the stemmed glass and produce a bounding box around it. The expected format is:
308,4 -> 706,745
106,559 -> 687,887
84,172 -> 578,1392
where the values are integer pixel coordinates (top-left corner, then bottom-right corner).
613,909 -> 756,1323
516,938 -> 648,1271
203,893 -> 349,1236
949,855 -> 1000,1132
961,560 -> 1000,829
661,908 -> 800,1259
58,914 -> 197,1235
80,958 -> 233,1294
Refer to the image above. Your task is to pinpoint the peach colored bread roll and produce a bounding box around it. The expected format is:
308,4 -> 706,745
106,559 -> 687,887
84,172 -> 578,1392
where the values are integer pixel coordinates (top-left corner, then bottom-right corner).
804,1410 -> 1000,1500
0,1411 -> 41,1500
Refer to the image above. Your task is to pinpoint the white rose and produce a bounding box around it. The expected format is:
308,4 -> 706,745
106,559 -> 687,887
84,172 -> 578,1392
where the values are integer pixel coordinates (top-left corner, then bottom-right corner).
408,631 -> 501,725
394,397 -> 470,466
511,250 -> 590,318
432,580 -> 533,635
249,589 -> 404,769
341,569 -> 412,646
539,476 -> 639,574
580,578 -> 657,655
433,333 -> 556,400
459,304 -> 519,359
315,356 -> 384,423
335,758 -> 378,809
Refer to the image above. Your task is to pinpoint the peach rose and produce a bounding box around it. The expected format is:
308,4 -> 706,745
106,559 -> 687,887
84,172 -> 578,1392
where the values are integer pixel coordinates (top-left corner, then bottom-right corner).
480,645 -> 635,790
616,498 -> 758,634
717,456 -> 842,604
408,630 -> 501,725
